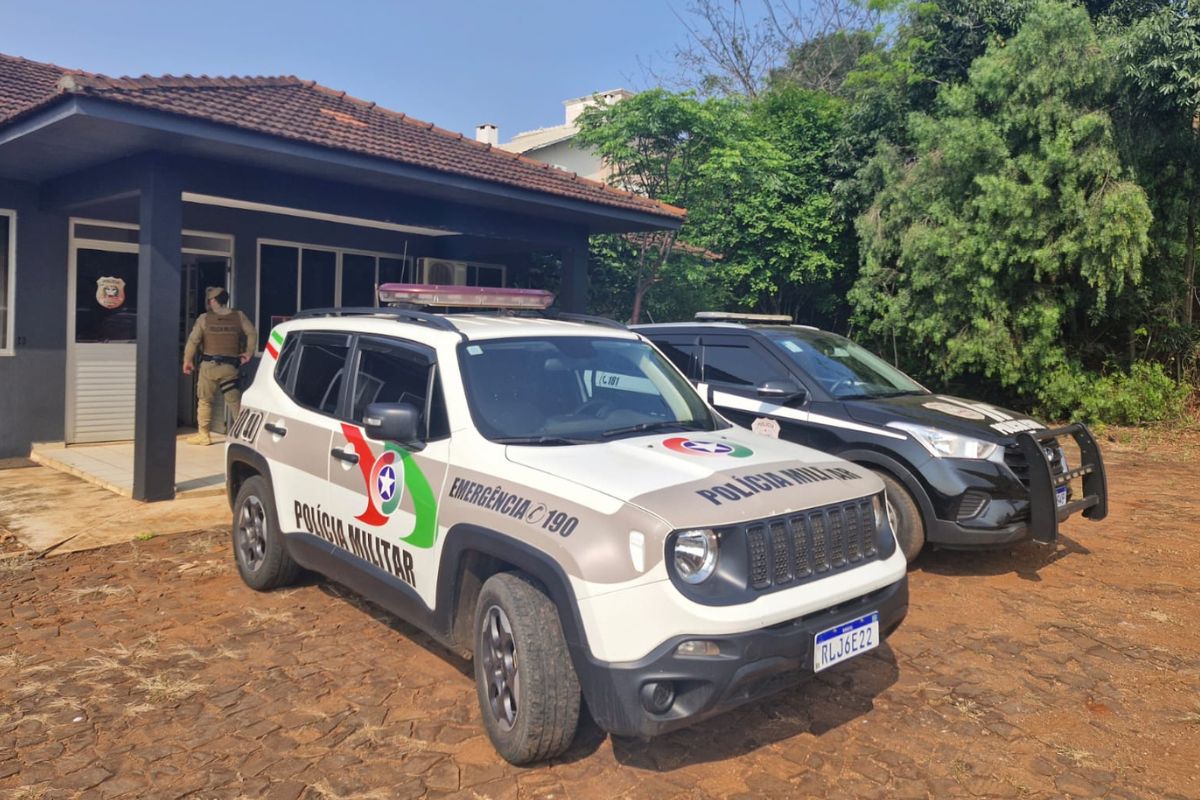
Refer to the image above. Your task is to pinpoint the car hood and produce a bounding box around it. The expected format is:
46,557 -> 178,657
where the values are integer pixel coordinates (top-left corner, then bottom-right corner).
842,393 -> 1046,442
504,427 -> 882,530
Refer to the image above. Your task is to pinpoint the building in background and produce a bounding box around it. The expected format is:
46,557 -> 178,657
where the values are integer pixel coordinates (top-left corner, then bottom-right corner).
0,56 -> 681,499
483,89 -> 634,184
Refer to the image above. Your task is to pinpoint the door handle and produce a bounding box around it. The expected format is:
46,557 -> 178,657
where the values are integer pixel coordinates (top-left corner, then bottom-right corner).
264,422 -> 287,437
330,448 -> 359,465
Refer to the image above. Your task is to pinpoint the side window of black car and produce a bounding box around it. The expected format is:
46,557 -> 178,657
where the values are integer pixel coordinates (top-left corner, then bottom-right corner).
651,338 -> 700,380
701,340 -> 790,387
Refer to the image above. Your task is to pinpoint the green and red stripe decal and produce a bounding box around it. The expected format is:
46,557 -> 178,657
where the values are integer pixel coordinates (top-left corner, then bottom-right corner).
265,329 -> 284,359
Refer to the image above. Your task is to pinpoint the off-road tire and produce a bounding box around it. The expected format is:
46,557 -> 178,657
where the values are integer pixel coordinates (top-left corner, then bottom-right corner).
473,571 -> 581,765
873,470 -> 925,563
232,475 -> 300,591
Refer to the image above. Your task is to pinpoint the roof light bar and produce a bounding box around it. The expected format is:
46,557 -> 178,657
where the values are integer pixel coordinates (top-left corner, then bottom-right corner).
694,311 -> 793,324
378,283 -> 555,310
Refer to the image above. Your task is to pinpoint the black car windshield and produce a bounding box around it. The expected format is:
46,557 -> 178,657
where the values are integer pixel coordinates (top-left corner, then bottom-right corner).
459,336 -> 722,443
764,329 -> 926,400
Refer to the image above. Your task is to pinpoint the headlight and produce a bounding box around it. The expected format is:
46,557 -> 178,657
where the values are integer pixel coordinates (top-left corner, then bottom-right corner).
872,493 -> 886,531
673,529 -> 718,584
887,422 -> 998,460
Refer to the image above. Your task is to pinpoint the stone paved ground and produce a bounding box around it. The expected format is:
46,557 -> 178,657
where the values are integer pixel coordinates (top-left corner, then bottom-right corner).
2,431 -> 1198,799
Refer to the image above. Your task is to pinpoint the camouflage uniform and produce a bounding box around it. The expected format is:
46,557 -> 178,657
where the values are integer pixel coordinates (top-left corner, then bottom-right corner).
183,287 -> 256,445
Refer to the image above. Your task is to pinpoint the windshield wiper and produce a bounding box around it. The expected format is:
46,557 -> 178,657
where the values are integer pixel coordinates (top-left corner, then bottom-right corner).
600,420 -> 707,438
494,435 -> 596,446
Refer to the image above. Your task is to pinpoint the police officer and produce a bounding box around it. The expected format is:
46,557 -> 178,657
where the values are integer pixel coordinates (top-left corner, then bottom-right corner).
182,287 -> 256,446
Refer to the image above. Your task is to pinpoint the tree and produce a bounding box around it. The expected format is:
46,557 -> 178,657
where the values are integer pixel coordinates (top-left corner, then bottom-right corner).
1115,0 -> 1200,328
852,1 -> 1152,407
575,90 -> 738,323
664,0 -> 885,97
688,84 -> 847,318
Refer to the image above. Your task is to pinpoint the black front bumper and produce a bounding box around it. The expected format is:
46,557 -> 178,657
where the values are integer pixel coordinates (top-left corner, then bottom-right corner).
572,577 -> 908,738
924,422 -> 1109,549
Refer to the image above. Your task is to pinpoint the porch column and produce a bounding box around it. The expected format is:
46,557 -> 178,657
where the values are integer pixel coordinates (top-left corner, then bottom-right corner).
133,164 -> 182,502
559,242 -> 589,313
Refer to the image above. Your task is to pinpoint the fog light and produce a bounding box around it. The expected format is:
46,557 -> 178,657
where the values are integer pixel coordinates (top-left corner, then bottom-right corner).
640,681 -> 676,714
675,640 -> 720,657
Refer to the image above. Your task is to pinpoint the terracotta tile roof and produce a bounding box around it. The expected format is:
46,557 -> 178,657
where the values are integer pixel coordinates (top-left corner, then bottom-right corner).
0,53 -> 70,120
0,54 -> 684,222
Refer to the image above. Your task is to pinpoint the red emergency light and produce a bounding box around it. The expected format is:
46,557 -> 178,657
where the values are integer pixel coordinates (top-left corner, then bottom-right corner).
377,283 -> 556,310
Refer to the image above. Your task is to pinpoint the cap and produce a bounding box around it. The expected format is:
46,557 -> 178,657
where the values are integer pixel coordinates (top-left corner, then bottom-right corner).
205,286 -> 226,302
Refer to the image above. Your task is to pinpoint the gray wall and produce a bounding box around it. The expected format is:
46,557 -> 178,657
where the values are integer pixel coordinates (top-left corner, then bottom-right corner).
0,179 -> 68,457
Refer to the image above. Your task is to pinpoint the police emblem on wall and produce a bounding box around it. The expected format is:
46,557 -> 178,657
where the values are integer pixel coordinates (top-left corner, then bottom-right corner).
95,276 -> 126,310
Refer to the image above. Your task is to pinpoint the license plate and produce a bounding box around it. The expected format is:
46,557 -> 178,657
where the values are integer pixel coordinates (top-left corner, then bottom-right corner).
814,611 -> 879,672
1055,485 -> 1068,508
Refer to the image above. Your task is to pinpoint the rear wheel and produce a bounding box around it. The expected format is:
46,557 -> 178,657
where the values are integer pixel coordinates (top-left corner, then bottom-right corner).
872,470 -> 925,563
232,475 -> 300,590
473,572 -> 581,764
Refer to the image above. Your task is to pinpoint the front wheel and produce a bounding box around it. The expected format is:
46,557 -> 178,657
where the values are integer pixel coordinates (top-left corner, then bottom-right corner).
473,572 -> 581,765
872,470 -> 925,563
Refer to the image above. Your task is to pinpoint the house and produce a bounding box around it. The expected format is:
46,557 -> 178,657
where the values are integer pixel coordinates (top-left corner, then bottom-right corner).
489,89 -> 634,183
0,55 -> 683,500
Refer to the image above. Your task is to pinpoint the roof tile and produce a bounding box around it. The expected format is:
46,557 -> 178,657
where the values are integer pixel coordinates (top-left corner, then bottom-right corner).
0,54 -> 682,221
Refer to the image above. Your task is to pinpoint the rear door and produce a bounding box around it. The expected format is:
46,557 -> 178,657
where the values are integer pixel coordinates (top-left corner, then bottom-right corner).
257,331 -> 352,537
326,335 -> 451,608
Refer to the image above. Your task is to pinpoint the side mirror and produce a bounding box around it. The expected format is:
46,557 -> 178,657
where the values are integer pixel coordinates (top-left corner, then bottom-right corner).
756,379 -> 808,405
363,402 -> 422,446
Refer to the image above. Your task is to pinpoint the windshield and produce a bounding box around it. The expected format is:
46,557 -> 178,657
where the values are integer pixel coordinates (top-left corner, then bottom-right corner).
459,336 -> 722,444
764,330 -> 926,400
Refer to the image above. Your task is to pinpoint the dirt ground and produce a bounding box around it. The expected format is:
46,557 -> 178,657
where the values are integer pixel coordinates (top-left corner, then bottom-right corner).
1,430 -> 1198,800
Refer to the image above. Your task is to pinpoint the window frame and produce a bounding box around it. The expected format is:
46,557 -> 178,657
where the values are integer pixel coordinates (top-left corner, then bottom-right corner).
348,334 -> 450,442
254,238 -> 414,352
285,331 -> 354,420
698,334 -> 796,392
0,209 -> 17,356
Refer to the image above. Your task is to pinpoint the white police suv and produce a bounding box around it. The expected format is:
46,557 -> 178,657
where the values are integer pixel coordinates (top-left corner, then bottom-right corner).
225,285 -> 908,764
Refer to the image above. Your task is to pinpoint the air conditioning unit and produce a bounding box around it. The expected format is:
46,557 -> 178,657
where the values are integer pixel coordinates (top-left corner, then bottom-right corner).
416,257 -> 507,288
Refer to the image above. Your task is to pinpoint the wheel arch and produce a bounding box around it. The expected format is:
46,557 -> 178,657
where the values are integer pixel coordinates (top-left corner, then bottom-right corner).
436,524 -> 590,661
226,444 -> 273,510
842,449 -> 935,530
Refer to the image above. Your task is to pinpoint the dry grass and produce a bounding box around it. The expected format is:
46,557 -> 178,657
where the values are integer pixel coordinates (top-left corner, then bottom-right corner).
1055,745 -> 1097,767
0,554 -> 34,574
136,674 -> 206,704
1177,703 -> 1200,725
244,607 -> 293,626
64,584 -> 134,603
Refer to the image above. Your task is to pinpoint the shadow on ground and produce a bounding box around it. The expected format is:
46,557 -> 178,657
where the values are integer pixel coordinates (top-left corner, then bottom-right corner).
314,570 -> 900,768
916,531 -> 1091,582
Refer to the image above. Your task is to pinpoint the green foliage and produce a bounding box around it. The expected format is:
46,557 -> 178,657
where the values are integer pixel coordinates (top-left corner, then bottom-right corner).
1040,361 -> 1191,424
853,1 -> 1152,402
689,85 -> 847,315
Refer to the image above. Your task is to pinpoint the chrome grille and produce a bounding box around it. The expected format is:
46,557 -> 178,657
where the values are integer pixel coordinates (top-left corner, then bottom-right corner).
735,499 -> 881,594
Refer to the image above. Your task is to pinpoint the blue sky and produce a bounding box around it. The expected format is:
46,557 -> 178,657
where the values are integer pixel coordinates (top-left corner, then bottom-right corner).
1,0 -> 692,141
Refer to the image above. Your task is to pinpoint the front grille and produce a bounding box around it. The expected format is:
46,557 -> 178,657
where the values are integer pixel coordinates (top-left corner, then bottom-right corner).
1004,440 -> 1067,490
737,499 -> 880,594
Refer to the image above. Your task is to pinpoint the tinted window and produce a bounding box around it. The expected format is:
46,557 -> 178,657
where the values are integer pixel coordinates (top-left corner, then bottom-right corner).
652,339 -> 699,380
351,343 -> 449,439
764,330 -> 925,399
258,245 -> 298,350
273,334 -> 300,388
291,338 -> 350,416
701,342 -> 788,387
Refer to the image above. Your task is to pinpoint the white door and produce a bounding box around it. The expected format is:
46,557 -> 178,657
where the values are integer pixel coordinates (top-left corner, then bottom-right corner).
67,238 -> 140,444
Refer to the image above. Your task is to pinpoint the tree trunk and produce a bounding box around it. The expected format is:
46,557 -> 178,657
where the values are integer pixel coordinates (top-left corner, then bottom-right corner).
1184,192 -> 1196,327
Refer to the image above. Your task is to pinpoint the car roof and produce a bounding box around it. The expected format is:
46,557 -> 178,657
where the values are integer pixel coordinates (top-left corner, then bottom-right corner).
632,322 -> 822,333
275,312 -> 641,345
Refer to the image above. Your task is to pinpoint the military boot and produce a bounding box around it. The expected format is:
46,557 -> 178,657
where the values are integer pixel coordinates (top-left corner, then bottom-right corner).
189,401 -> 213,446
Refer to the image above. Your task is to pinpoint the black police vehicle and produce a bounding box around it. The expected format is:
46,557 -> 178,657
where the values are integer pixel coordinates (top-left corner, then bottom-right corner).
634,313 -> 1108,561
